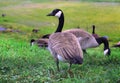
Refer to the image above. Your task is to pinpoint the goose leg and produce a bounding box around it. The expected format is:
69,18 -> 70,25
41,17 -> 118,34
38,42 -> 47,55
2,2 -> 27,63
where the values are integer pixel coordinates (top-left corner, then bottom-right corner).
68,63 -> 72,71
83,49 -> 87,54
67,63 -> 73,74
55,58 -> 60,71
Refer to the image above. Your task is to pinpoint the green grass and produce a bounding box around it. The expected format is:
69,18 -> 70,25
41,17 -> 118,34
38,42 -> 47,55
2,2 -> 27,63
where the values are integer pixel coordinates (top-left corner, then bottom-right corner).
0,0 -> 120,83
0,36 -> 120,83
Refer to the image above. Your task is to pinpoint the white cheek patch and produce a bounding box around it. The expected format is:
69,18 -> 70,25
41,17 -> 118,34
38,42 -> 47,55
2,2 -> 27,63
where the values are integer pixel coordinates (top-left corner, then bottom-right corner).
31,42 -> 34,46
55,11 -> 62,18
104,49 -> 108,55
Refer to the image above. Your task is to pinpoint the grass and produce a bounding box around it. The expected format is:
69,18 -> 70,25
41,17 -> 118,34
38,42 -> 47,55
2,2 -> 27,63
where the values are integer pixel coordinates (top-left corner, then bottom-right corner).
0,0 -> 120,83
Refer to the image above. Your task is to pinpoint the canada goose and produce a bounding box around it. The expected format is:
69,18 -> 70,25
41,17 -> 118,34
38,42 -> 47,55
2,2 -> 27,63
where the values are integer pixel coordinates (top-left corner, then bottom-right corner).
30,39 -> 48,47
92,25 -> 99,38
32,29 -> 39,33
46,9 -> 111,56
48,32 -> 83,71
1,13 -> 6,17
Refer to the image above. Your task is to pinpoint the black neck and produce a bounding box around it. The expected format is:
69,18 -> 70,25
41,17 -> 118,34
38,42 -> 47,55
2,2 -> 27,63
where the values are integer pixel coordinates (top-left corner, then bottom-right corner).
92,25 -> 95,34
95,37 -> 109,50
95,37 -> 111,55
55,13 -> 64,32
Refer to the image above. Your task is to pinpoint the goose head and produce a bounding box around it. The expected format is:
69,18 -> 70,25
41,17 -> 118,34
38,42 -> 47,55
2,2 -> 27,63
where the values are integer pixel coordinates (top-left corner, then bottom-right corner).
47,9 -> 63,18
95,37 -> 111,56
104,48 -> 111,56
30,39 -> 35,46
30,39 -> 48,47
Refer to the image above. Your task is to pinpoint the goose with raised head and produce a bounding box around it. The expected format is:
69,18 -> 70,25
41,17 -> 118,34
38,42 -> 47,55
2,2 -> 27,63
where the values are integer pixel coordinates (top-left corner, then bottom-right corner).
48,32 -> 83,71
45,8 -> 111,56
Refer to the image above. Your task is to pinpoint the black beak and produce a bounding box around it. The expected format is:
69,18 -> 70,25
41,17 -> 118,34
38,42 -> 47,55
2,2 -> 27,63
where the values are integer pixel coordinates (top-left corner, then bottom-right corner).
47,12 -> 54,16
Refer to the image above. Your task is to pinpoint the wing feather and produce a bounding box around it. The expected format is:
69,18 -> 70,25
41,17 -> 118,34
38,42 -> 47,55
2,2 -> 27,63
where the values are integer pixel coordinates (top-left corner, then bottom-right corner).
48,32 -> 83,64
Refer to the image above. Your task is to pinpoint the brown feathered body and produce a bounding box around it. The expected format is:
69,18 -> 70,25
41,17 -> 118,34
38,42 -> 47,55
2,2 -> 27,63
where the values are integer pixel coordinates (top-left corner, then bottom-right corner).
63,29 -> 99,50
48,32 -> 83,64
